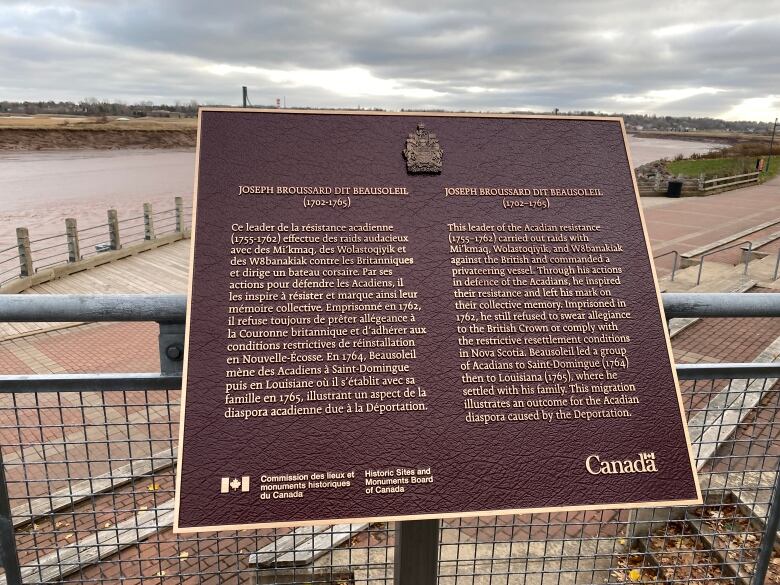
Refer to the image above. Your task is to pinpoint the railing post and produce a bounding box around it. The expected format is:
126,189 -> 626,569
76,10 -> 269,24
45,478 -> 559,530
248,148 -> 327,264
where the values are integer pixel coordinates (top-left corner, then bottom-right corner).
698,172 -> 705,190
394,519 -> 438,585
65,218 -> 80,262
107,209 -> 121,250
0,450 -> 23,585
158,322 -> 185,376
752,466 -> 780,585
144,203 -> 155,241
773,250 -> 780,281
175,197 -> 184,233
696,257 -> 705,286
15,227 -> 33,278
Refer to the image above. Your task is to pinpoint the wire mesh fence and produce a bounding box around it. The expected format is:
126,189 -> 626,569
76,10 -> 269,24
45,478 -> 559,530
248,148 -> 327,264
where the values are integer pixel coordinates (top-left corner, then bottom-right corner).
1,377 -> 777,585
0,294 -> 778,585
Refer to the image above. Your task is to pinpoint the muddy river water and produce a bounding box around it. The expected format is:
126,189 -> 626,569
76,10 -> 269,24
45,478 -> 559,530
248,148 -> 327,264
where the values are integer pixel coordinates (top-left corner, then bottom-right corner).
0,137 -> 723,250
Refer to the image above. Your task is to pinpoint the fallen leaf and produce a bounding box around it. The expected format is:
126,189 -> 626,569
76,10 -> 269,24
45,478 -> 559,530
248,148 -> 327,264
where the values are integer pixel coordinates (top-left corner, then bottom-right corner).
179,551 -> 189,559
147,483 -> 161,492
64,533 -> 74,540
155,571 -> 166,577
139,505 -> 148,511
104,522 -> 112,529
628,569 -> 642,582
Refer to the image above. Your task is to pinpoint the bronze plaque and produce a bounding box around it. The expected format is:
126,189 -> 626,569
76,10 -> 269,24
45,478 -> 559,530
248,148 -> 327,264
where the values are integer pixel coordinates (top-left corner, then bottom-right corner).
174,109 -> 700,532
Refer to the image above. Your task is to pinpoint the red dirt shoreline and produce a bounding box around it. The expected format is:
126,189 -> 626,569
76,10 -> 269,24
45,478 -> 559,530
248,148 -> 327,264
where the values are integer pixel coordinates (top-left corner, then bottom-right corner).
0,128 -> 197,151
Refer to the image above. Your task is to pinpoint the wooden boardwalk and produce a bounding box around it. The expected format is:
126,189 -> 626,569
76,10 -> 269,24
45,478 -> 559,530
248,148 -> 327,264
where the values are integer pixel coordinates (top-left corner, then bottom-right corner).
0,240 -> 191,341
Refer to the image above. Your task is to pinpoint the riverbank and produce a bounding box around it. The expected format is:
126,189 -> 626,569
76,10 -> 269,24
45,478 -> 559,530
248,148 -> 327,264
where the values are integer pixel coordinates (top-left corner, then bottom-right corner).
0,116 -> 197,150
0,115 -> 743,153
0,128 -> 196,150
627,136 -> 725,166
632,129 -> 771,146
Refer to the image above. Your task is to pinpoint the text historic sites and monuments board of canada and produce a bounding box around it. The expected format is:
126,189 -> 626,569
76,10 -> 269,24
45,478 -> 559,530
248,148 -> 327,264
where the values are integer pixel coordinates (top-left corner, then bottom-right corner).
173,109 -> 701,532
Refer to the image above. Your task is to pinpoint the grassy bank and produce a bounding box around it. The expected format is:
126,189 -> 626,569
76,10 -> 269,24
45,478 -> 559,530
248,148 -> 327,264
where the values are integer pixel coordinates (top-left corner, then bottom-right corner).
668,156 -> 779,181
0,115 -> 196,131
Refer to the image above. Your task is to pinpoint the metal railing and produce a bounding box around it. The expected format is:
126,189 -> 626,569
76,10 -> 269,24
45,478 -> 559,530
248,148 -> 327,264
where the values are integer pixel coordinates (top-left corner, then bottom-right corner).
773,250 -> 780,282
0,198 -> 192,288
0,293 -> 779,584
697,241 -> 752,285
663,218 -> 780,286
652,250 -> 680,281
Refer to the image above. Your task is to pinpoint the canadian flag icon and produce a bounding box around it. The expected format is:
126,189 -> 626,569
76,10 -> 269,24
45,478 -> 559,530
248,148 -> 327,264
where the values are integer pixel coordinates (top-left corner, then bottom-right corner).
220,476 -> 250,493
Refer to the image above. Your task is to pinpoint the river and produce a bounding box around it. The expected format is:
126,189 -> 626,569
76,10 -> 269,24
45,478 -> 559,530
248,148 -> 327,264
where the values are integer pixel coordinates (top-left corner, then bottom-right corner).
0,137 -> 723,250
627,136 -> 724,167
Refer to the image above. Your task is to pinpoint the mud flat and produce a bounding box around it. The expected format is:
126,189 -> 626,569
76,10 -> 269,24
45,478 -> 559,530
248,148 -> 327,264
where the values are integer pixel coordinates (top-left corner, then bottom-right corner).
0,116 -> 197,151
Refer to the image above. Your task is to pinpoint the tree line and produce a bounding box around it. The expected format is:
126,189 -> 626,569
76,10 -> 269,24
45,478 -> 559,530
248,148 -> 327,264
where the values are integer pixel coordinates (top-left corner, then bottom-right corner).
0,100 -> 773,133
0,99 -> 213,117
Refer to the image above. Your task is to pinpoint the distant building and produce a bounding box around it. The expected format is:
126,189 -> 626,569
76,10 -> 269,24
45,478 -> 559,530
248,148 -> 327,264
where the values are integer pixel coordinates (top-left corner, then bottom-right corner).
148,110 -> 185,118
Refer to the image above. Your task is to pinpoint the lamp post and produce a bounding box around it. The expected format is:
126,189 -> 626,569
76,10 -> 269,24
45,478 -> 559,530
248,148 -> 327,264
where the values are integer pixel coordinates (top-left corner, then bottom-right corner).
767,117 -> 777,175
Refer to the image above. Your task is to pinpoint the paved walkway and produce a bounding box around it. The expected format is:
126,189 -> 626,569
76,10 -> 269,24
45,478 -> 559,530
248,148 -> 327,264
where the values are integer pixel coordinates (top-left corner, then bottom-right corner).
641,175 -> 780,257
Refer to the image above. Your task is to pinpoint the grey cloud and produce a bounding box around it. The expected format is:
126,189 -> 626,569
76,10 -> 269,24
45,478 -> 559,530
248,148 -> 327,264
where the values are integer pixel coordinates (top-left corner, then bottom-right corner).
1,0 -> 779,120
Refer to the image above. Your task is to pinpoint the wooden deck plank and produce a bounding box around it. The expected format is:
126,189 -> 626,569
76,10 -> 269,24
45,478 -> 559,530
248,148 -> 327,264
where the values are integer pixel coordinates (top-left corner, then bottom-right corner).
132,255 -> 190,283
120,260 -> 183,288
98,265 -> 171,293
96,255 -> 186,291
35,241 -> 189,295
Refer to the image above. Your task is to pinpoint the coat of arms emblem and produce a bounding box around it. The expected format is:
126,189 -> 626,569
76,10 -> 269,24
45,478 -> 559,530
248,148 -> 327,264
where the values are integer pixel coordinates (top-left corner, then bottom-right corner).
403,123 -> 443,173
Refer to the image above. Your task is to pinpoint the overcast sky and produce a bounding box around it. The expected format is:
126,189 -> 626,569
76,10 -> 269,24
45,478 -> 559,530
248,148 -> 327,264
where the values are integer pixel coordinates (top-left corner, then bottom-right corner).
1,1 -> 778,122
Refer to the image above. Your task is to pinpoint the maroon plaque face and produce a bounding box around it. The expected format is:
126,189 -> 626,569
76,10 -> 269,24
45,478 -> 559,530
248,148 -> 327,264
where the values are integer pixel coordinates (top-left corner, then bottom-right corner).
173,109 -> 700,532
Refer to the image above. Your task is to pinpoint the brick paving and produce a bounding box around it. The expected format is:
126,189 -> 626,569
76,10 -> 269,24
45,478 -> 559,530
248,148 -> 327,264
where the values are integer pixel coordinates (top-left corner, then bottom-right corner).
0,322 -> 158,375
673,314 -> 780,364
0,345 -> 32,375
4,303 -> 770,580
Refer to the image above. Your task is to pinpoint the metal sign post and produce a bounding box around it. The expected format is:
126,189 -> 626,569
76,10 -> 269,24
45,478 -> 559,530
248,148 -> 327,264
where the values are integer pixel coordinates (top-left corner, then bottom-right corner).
394,519 -> 439,585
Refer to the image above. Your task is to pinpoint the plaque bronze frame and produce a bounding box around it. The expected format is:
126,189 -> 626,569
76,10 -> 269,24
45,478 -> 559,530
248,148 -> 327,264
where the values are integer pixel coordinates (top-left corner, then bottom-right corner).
174,110 -> 702,584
